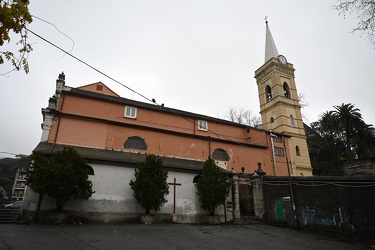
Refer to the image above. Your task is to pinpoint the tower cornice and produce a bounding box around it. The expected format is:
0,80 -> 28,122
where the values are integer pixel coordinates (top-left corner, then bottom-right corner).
259,97 -> 301,114
255,58 -> 295,82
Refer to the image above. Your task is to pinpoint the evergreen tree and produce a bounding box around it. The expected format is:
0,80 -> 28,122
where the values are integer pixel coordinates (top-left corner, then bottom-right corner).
26,147 -> 94,213
129,154 -> 169,215
307,103 -> 375,175
196,158 -> 230,216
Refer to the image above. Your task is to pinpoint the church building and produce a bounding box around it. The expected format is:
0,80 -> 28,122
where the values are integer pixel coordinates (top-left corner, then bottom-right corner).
22,22 -> 312,224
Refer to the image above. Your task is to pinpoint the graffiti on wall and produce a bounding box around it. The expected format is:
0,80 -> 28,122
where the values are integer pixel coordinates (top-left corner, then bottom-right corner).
333,207 -> 354,232
302,206 -> 375,233
302,206 -> 334,226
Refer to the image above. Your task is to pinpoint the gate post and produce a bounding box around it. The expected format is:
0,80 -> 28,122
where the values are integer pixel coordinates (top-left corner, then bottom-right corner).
232,175 -> 241,220
252,176 -> 265,218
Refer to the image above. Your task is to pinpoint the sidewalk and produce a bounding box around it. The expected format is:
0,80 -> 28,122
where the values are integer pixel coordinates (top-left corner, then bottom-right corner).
0,223 -> 369,250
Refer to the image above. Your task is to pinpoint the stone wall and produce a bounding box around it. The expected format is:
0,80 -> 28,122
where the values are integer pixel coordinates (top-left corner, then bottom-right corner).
343,159 -> 375,176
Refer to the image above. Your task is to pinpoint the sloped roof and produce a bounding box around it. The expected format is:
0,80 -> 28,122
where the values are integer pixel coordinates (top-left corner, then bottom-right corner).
34,142 -> 206,172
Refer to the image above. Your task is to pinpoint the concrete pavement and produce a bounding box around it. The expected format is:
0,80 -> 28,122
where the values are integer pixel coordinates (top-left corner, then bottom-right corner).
0,223 -> 370,249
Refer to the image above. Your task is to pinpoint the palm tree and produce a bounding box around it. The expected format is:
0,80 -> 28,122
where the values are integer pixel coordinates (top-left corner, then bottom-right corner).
333,103 -> 363,159
306,103 -> 375,175
353,122 -> 375,158
319,111 -> 342,160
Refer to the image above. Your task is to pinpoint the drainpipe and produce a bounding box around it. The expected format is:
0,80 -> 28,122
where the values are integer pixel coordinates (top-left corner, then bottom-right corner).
34,193 -> 43,224
224,198 -> 227,222
208,136 -> 211,158
269,130 -> 278,176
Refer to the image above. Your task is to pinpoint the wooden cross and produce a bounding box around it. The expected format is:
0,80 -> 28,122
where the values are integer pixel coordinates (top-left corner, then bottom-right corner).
168,178 -> 181,214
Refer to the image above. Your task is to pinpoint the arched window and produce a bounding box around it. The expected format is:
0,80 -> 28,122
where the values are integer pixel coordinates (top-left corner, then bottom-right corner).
212,148 -> 230,161
266,85 -> 272,102
290,115 -> 295,127
124,136 -> 147,150
86,165 -> 94,175
283,82 -> 291,99
270,117 -> 274,123
296,146 -> 301,156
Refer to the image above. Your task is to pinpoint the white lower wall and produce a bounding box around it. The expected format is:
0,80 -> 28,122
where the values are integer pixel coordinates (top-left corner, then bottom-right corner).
22,163 -> 231,224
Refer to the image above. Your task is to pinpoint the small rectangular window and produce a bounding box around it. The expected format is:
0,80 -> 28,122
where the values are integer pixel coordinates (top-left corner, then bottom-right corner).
198,120 -> 208,131
124,106 -> 137,118
272,136 -> 282,143
274,147 -> 285,157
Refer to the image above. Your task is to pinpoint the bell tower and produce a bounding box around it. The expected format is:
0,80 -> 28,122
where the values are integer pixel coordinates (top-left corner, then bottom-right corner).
254,21 -> 312,176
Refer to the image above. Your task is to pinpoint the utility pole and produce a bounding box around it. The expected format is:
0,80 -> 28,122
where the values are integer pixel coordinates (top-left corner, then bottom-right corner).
282,135 -> 300,229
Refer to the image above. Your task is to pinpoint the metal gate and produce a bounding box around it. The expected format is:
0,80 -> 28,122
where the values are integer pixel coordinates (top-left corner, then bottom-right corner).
275,198 -> 285,221
239,183 -> 255,216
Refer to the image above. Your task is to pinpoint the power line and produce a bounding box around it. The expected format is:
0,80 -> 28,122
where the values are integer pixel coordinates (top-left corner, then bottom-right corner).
31,15 -> 75,56
263,181 -> 375,188
26,28 -> 264,152
26,28 -> 156,105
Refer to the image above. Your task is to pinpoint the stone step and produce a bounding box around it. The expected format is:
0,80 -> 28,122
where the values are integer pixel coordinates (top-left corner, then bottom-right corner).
0,209 -> 22,223
233,216 -> 264,225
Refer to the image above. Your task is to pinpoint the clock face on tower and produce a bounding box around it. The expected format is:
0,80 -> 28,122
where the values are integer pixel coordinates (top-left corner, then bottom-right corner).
278,55 -> 287,64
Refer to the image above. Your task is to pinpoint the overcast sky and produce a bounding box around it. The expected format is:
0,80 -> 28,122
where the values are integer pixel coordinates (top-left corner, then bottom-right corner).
1,0 -> 374,158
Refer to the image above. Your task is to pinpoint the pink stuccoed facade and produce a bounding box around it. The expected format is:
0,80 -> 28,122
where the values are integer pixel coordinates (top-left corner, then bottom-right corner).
44,74 -> 291,176
22,73 -> 292,224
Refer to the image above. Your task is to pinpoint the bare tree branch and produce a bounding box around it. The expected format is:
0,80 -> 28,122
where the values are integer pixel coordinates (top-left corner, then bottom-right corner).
334,0 -> 375,46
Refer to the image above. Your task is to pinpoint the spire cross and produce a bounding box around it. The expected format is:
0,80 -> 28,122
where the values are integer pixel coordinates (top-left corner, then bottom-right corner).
265,16 -> 268,25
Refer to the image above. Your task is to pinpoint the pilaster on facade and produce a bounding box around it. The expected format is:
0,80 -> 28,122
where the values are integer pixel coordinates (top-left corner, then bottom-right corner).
41,110 -> 54,142
40,72 -> 66,142
56,72 -> 66,94
288,137 -> 312,176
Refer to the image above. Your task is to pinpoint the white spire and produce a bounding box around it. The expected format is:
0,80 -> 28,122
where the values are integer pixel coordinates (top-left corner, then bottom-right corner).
265,21 -> 279,63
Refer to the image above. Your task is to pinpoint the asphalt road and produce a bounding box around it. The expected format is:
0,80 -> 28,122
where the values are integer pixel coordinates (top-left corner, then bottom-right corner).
0,223 -> 371,250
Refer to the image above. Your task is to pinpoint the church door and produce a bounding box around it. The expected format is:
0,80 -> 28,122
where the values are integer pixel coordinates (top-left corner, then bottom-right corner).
239,183 -> 255,216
